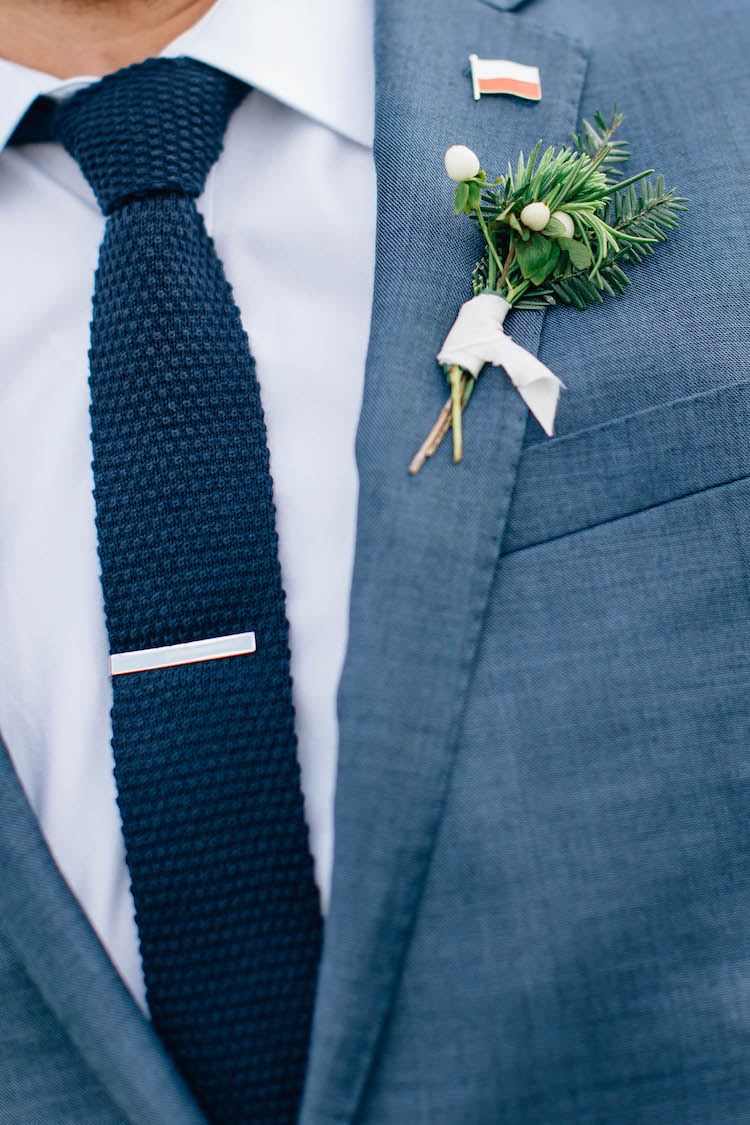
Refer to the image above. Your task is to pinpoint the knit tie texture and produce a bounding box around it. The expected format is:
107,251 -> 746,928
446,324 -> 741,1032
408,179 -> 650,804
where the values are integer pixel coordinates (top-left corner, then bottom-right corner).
51,57 -> 323,1124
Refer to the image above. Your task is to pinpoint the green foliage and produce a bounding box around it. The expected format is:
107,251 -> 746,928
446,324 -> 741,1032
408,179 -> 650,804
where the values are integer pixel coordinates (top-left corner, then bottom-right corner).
570,106 -> 630,176
542,215 -> 568,237
515,233 -> 561,285
413,111 -> 685,470
558,236 -> 592,270
495,185 -> 688,309
462,107 -> 687,310
453,181 -> 469,215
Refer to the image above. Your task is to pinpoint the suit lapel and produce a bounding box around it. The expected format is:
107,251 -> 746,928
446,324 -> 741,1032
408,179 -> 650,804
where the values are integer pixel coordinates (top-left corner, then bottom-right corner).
0,740 -> 207,1125
301,2 -> 588,1121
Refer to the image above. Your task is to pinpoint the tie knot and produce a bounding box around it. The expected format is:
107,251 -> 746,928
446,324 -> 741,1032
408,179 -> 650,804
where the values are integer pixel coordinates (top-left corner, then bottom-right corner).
54,57 -> 246,214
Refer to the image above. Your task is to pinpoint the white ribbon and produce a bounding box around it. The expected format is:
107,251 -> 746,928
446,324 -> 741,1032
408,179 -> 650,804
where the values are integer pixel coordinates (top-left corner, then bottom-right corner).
436,292 -> 564,436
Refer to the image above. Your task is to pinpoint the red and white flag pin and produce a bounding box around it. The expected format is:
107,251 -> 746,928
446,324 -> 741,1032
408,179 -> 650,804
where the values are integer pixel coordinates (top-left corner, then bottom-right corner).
469,54 -> 542,101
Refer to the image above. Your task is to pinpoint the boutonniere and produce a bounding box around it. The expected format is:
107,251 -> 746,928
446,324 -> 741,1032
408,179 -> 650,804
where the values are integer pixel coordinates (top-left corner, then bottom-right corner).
409,109 -> 687,473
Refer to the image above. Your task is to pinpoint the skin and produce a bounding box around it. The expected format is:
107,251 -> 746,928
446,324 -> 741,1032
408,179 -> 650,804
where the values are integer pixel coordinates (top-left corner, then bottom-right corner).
0,0 -> 218,77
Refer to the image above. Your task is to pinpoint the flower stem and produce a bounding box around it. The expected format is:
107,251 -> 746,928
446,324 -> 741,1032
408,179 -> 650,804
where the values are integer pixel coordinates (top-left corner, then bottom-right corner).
496,239 -> 517,294
474,205 -> 504,275
449,365 -> 463,461
487,246 -> 498,289
505,277 -> 530,304
409,370 -> 474,474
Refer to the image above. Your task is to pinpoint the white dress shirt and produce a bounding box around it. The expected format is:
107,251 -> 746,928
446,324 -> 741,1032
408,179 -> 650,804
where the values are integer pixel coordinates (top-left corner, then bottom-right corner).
0,0 -> 376,1011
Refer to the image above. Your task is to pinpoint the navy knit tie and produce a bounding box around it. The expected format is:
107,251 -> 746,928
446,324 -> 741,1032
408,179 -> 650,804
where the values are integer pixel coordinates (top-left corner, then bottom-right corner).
44,57 -> 322,1124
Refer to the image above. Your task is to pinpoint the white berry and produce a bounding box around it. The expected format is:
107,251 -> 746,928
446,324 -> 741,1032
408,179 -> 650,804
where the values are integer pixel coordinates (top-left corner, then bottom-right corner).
520,202 -> 551,231
551,210 -> 575,238
444,145 -> 481,182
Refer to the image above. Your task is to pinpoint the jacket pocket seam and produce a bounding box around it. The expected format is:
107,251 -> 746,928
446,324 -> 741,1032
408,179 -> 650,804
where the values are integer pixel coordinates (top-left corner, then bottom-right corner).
502,470 -> 750,557
524,378 -> 750,455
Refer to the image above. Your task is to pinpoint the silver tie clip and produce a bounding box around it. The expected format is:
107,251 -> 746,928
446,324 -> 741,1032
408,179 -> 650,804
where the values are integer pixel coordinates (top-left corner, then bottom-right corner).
110,631 -> 257,676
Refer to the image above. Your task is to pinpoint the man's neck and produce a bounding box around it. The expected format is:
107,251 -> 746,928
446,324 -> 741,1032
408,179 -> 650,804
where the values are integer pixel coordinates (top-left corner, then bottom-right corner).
0,0 -> 218,78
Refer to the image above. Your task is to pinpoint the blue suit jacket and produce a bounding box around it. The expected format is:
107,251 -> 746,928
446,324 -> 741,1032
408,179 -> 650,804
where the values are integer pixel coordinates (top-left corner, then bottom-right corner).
2,0 -> 750,1121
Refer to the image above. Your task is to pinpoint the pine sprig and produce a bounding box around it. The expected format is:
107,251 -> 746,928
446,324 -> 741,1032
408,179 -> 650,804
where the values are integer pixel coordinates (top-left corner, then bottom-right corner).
509,179 -> 688,309
459,108 -> 686,308
570,106 -> 630,175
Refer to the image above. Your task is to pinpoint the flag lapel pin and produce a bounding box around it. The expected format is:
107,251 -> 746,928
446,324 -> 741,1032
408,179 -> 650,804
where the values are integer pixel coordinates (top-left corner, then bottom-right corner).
469,54 -> 542,101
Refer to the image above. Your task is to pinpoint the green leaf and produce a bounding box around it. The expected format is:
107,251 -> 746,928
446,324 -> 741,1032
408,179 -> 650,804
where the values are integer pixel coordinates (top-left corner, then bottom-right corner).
454,182 -> 469,215
577,274 -> 604,304
554,279 -> 587,310
543,216 -> 567,238
516,233 -> 560,284
516,232 -> 549,279
467,181 -> 483,212
570,106 -> 630,175
529,237 -> 561,285
508,212 -> 529,239
520,139 -> 543,188
558,237 -> 593,269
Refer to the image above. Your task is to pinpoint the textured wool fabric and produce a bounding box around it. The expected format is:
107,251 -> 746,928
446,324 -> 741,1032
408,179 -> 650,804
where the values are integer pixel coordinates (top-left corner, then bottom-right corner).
0,742 -> 206,1125
46,57 -> 322,1125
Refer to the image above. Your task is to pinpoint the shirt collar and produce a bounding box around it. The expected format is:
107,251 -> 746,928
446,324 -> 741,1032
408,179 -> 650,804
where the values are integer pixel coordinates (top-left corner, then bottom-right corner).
0,0 -> 374,151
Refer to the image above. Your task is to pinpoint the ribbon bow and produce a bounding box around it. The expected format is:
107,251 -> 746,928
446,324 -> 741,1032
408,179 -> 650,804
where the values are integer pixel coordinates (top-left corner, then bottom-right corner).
436,292 -> 564,436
